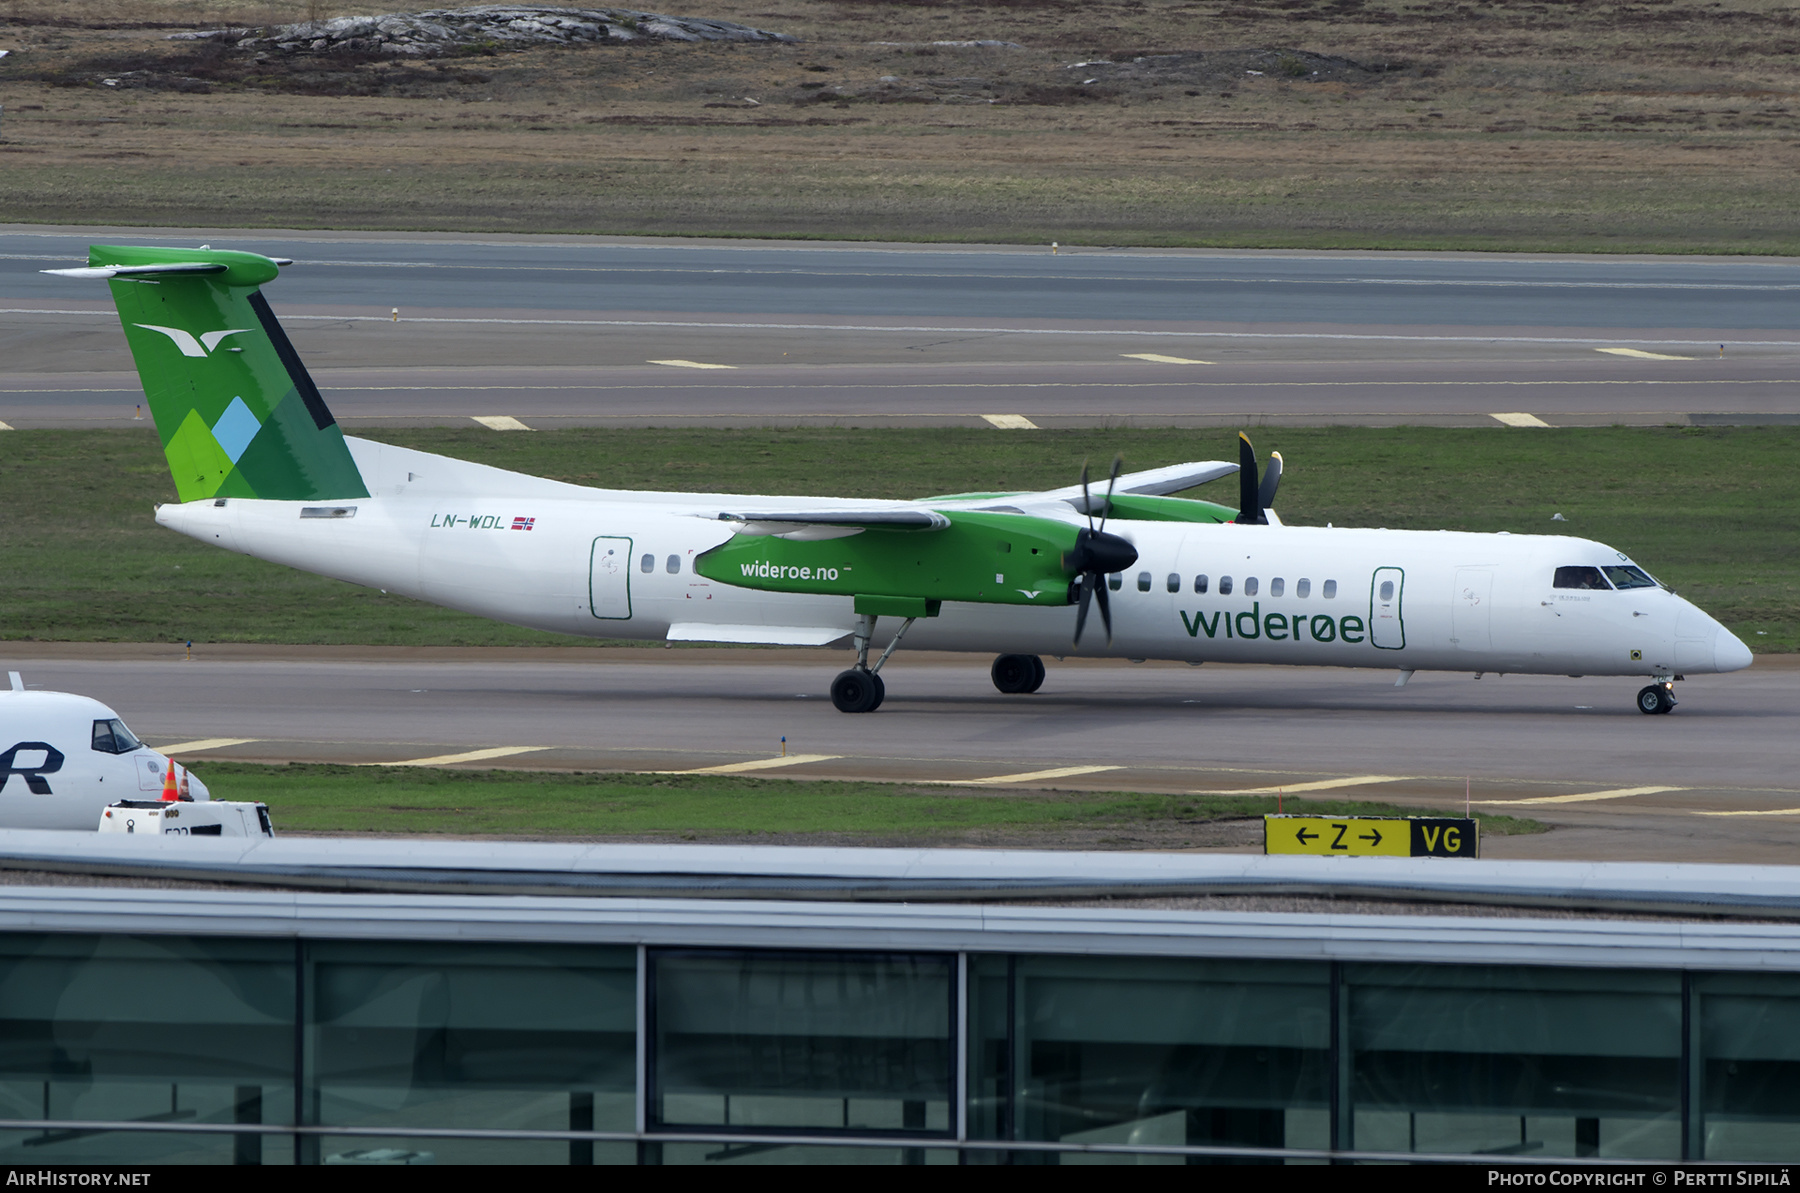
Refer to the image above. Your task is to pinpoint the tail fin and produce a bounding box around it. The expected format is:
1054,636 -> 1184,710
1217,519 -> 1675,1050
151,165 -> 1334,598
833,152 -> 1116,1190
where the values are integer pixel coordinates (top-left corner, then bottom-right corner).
51,245 -> 368,503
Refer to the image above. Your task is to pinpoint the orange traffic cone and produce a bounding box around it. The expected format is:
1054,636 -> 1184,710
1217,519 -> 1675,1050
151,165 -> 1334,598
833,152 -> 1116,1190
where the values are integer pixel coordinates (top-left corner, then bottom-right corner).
160,759 -> 179,802
178,766 -> 191,802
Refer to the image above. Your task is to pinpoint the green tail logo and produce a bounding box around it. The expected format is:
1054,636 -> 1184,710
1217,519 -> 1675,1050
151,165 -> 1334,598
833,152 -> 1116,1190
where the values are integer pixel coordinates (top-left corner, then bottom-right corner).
67,245 -> 368,503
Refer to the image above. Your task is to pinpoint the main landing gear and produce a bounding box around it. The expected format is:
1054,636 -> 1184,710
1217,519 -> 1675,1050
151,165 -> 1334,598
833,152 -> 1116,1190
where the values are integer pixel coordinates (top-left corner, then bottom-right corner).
1636,680 -> 1678,715
830,613 -> 917,714
991,654 -> 1046,695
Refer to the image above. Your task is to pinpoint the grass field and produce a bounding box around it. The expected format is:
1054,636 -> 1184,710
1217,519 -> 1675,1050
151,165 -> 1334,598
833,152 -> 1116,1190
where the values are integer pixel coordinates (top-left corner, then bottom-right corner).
196,762 -> 1543,843
1,1 -> 1797,252
1,424 -> 1793,650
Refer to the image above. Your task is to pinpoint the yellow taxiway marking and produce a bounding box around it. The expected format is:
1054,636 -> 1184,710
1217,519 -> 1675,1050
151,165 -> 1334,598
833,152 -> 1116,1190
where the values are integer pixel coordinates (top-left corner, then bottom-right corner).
1122,353 -> 1214,365
1197,774 -> 1404,796
1491,412 -> 1552,428
960,765 -> 1125,786
1475,785 -> 1686,806
155,738 -> 259,754
384,746 -> 553,767
674,754 -> 841,775
1597,347 -> 1690,361
648,359 -> 737,370
1693,807 -> 1800,817
981,413 -> 1039,429
470,415 -> 532,431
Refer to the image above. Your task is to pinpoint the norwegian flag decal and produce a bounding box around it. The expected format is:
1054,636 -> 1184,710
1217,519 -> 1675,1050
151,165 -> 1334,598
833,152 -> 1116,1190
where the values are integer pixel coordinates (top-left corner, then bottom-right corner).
511,516 -> 536,531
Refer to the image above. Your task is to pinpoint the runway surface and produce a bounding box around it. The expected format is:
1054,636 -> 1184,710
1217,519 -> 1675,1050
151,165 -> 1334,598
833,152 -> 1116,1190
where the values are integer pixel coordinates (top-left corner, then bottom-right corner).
10,647 -> 1798,864
3,225 -> 1797,428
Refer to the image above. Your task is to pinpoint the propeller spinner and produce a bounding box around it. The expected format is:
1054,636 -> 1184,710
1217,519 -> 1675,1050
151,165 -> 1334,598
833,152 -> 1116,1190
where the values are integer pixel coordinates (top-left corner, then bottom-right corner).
1066,456 -> 1139,646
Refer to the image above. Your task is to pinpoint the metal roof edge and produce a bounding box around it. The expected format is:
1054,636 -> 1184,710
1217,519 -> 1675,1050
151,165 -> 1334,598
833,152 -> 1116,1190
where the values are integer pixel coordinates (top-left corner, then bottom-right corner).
3,887 -> 1800,971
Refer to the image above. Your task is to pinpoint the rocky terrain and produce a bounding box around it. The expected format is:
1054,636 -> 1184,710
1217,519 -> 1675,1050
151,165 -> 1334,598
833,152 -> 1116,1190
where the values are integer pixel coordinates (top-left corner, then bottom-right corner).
2,0 -> 1795,252
172,5 -> 795,57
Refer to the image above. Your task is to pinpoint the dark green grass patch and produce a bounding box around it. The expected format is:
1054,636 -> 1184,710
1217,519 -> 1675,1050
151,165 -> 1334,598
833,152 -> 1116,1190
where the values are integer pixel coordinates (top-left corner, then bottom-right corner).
1,425 -> 1792,649
197,762 -> 1544,841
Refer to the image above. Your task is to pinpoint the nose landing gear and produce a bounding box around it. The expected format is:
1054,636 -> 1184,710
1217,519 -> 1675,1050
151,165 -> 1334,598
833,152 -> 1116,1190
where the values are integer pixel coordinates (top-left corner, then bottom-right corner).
991,654 -> 1047,694
1636,681 -> 1677,715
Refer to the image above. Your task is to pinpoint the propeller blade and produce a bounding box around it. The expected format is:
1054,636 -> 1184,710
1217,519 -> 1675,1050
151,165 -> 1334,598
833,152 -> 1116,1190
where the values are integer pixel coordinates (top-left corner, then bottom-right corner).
1079,459 -> 1094,532
1234,432 -> 1264,525
1259,451 -> 1283,512
1095,574 -> 1114,645
1072,573 -> 1094,645
1098,453 -> 1123,533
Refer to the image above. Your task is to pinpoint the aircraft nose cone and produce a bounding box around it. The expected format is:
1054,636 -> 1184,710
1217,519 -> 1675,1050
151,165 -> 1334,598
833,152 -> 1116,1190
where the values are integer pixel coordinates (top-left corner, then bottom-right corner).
1715,628 -> 1754,673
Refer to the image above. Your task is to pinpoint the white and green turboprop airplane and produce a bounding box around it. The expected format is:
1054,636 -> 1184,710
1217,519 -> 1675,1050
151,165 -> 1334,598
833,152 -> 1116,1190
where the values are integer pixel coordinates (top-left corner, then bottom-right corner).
49,245 -> 1752,715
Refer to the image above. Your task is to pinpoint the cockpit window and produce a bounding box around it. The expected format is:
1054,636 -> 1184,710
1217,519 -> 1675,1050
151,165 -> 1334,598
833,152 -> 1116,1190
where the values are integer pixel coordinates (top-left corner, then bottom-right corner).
1604,565 -> 1657,590
1554,566 -> 1612,591
90,718 -> 142,755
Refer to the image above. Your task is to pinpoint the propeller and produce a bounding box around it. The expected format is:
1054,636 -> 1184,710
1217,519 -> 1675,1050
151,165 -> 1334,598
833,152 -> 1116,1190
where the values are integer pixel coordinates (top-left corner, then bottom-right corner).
1234,432 -> 1272,525
1066,455 -> 1139,646
1259,450 -> 1283,512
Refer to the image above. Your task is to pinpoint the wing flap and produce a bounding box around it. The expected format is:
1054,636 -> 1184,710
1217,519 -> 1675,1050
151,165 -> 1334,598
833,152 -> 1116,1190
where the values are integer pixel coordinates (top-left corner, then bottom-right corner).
667,623 -> 851,646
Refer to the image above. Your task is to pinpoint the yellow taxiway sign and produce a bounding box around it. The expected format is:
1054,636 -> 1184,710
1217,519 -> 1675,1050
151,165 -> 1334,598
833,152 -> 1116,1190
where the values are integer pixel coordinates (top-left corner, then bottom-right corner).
1264,815 -> 1479,858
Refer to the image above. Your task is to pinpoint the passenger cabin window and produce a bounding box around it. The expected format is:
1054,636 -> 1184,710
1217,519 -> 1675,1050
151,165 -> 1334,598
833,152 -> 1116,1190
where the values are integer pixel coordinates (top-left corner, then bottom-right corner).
1166,573 -> 1181,593
1108,573 -> 1123,592
1193,575 -> 1209,594
1137,572 -> 1152,593
1554,566 -> 1612,591
1379,580 -> 1395,602
667,555 -> 681,574
641,554 -> 655,573
1271,578 -> 1285,598
1245,577 -> 1259,597
1605,565 -> 1657,590
90,718 -> 141,755
1296,578 -> 1311,598
1323,580 -> 1337,599
1219,576 -> 1234,596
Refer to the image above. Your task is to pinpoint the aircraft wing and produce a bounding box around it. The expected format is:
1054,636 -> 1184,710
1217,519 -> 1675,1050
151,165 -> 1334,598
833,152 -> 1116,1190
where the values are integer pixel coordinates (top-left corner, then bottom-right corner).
928,460 -> 1237,510
1031,460 -> 1239,503
714,508 -> 951,538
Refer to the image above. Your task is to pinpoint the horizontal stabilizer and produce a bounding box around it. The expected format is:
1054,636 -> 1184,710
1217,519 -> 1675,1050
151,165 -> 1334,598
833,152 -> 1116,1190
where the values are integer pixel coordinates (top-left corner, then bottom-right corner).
667,623 -> 851,646
43,263 -> 229,279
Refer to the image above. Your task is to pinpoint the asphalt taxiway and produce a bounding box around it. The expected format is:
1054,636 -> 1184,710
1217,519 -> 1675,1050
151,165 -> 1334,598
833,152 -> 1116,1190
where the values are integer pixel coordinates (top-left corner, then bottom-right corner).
3,225 -> 1796,429
8,647 -> 1796,864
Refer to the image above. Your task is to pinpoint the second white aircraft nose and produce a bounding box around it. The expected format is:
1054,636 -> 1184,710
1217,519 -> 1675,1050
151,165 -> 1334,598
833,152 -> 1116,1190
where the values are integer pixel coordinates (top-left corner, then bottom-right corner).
1715,628 -> 1754,673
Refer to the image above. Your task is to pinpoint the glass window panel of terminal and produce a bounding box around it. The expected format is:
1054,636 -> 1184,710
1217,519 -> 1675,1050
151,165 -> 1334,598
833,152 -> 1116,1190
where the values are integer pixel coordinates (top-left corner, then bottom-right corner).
966,955 -> 1331,1162
306,941 -> 636,1166
1694,972 -> 1800,1161
0,933 -> 295,1167
649,950 -> 954,1137
1346,964 -> 1681,1160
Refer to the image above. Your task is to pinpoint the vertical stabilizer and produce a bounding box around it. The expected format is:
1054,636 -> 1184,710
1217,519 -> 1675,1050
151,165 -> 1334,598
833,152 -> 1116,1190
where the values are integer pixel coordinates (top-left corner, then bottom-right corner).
54,246 -> 368,502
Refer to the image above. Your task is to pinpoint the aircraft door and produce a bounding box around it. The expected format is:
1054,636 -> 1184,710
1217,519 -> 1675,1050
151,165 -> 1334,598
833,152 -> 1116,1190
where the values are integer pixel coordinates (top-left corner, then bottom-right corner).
1370,567 -> 1405,650
590,536 -> 633,620
1453,568 -> 1492,651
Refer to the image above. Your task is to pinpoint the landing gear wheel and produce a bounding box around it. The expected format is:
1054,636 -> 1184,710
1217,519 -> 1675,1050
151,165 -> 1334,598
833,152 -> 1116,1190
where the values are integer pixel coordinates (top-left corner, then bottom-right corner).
1636,684 -> 1676,715
831,668 -> 882,713
869,673 -> 886,712
992,654 -> 1046,695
